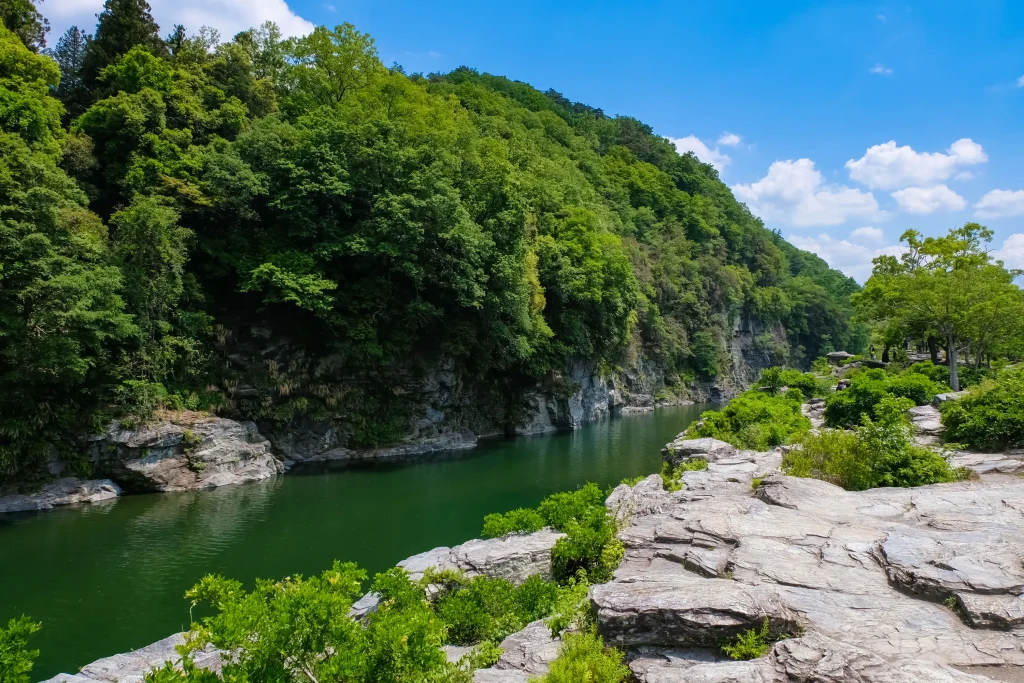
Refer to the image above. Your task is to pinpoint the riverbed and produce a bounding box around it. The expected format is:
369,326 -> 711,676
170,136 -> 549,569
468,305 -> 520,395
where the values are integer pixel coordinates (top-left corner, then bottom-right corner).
0,404 -> 712,680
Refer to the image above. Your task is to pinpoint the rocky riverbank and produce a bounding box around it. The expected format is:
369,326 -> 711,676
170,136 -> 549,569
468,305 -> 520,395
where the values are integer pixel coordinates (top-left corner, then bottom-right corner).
39,426 -> 1024,683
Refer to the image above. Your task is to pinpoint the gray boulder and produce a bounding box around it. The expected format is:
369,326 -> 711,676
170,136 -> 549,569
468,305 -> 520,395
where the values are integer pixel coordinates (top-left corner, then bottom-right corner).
661,437 -> 738,468
397,528 -> 566,584
39,633 -> 223,683
0,478 -> 119,514
493,620 -> 561,675
90,413 -> 282,492
592,576 -> 802,649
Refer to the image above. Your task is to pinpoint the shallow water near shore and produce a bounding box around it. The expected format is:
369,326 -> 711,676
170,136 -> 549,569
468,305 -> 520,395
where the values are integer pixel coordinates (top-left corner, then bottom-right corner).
0,404 -> 713,680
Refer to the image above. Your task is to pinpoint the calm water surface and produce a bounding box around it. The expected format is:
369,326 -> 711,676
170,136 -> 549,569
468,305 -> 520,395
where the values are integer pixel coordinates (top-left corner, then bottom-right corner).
0,404 -> 713,679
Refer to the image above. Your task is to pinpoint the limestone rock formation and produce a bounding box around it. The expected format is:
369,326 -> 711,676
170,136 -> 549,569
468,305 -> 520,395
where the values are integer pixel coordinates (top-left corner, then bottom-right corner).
661,437 -> 738,468
39,633 -> 223,683
600,446 -> 1024,682
0,478 -> 120,514
89,412 -> 282,492
397,528 -> 566,583
492,619 -> 561,675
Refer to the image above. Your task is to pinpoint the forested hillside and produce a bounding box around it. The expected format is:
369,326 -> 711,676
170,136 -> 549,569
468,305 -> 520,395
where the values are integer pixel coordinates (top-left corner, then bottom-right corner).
0,0 -> 864,480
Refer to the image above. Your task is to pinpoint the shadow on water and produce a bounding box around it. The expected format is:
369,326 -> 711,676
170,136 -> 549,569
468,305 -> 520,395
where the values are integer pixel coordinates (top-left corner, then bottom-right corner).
0,403 -> 715,679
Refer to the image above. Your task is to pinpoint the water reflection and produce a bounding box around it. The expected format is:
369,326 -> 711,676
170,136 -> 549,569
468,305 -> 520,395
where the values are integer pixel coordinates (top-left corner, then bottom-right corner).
0,404 -> 713,679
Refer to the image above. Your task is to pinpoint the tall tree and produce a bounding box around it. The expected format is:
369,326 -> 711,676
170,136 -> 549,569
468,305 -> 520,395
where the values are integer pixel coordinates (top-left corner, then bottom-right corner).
47,25 -> 90,119
0,0 -> 47,50
855,224 -> 1024,391
80,0 -> 166,88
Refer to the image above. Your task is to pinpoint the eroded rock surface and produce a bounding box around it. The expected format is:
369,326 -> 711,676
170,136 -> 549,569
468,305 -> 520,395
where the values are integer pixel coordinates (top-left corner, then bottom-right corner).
909,404 -> 945,445
661,437 -> 738,468
0,478 -> 119,514
601,448 -> 1024,682
90,413 -> 282,492
39,633 -> 223,683
397,528 -> 565,583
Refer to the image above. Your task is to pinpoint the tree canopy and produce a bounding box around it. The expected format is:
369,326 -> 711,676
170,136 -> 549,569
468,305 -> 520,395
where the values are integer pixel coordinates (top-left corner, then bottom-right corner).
854,224 -> 1024,391
0,3 -> 866,480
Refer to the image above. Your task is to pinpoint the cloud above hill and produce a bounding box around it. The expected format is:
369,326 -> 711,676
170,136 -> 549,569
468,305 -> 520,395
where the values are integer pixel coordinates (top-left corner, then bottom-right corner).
46,0 -> 313,43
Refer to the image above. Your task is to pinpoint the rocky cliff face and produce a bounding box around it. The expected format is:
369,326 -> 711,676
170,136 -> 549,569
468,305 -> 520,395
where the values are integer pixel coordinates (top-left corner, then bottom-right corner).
210,312 -> 780,463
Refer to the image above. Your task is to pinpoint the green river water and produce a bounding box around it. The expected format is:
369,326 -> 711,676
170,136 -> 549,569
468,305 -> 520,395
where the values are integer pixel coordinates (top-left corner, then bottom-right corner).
0,404 -> 712,680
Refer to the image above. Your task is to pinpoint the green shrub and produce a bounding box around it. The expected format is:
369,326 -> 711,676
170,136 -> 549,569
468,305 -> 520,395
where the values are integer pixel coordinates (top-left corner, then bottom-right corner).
904,360 -> 992,389
481,508 -> 545,538
431,573 -> 559,645
720,619 -> 773,660
888,373 -> 943,406
904,360 -> 949,385
824,369 -> 943,428
688,389 -> 810,450
779,369 -> 833,397
537,629 -> 630,683
619,475 -> 644,487
785,397 -> 967,490
755,367 -> 784,394
482,483 -> 622,583
941,371 -> 1024,451
167,562 -> 459,683
0,617 -> 40,683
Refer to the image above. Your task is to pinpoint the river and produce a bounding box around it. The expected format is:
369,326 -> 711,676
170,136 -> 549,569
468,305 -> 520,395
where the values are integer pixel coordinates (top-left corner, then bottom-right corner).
0,404 -> 713,680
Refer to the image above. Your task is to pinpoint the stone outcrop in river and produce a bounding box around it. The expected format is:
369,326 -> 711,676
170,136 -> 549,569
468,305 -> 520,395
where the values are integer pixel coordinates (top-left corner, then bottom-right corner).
0,478 -> 120,514
87,411 -> 282,493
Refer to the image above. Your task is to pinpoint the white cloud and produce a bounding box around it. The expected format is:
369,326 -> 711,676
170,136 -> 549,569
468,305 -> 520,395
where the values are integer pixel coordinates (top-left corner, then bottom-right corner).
717,132 -> 742,147
954,171 -> 975,181
47,0 -> 313,43
668,135 -> 732,173
789,232 -> 905,283
850,226 -> 884,243
732,158 -> 881,227
891,184 -> 966,214
1017,75 -> 1024,88
845,138 -> 988,190
870,63 -> 893,75
994,233 -> 1024,270
975,189 -> 1024,219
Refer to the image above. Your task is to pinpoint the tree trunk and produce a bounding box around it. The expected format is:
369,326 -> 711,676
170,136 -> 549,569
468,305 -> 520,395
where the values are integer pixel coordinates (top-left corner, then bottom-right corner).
947,334 -> 960,391
928,337 -> 939,363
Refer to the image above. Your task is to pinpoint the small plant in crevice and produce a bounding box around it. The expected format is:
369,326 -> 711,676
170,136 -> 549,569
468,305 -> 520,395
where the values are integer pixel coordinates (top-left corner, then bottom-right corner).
536,628 -> 630,683
719,619 -> 777,660
943,595 -> 969,624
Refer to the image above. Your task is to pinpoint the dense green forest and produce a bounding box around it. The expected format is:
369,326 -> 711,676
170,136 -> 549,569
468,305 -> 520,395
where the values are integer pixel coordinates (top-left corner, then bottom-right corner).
0,0 -> 864,480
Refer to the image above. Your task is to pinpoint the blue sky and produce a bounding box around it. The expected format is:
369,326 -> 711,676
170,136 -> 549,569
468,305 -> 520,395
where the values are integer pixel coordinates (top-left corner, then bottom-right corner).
46,0 -> 1024,281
